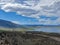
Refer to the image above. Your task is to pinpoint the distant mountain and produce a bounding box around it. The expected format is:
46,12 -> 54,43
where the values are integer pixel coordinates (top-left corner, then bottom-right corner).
0,19 -> 35,29
0,19 -> 59,28
0,19 -> 37,31
0,19 -> 60,32
0,19 -> 20,28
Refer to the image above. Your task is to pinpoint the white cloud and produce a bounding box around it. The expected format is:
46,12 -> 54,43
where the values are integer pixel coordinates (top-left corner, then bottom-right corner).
38,19 -> 60,25
0,0 -> 60,25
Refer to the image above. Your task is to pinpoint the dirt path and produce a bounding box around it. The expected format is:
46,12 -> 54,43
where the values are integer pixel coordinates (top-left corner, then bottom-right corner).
48,36 -> 60,42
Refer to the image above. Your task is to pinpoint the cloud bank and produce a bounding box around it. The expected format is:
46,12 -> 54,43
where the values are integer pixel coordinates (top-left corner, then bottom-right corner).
0,0 -> 60,25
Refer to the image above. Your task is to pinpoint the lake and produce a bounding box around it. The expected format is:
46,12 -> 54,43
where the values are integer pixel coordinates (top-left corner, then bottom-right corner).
34,26 -> 60,33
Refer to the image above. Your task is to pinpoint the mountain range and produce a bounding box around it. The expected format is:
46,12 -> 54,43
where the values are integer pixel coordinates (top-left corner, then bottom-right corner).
0,19 -> 21,28
0,19 -> 37,31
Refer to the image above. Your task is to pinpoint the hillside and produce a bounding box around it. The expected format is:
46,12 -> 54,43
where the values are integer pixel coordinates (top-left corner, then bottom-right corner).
0,31 -> 60,45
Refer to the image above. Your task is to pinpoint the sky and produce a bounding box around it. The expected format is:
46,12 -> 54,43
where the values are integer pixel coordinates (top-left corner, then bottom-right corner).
0,9 -> 39,25
0,0 -> 60,25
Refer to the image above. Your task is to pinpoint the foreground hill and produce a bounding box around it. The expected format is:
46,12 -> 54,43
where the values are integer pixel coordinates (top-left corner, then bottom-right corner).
0,31 -> 60,45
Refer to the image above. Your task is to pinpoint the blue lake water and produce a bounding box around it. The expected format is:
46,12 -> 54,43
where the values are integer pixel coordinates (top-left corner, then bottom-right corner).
34,26 -> 60,33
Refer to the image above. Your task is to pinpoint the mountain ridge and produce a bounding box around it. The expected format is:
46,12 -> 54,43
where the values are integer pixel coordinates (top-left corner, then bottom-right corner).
0,19 -> 21,28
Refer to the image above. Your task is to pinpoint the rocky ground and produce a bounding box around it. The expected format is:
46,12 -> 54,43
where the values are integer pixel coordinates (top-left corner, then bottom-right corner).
0,31 -> 60,45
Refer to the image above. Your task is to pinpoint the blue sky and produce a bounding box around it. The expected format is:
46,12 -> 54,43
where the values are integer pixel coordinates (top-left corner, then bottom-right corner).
0,0 -> 60,25
0,9 -> 39,25
0,9 -> 59,25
